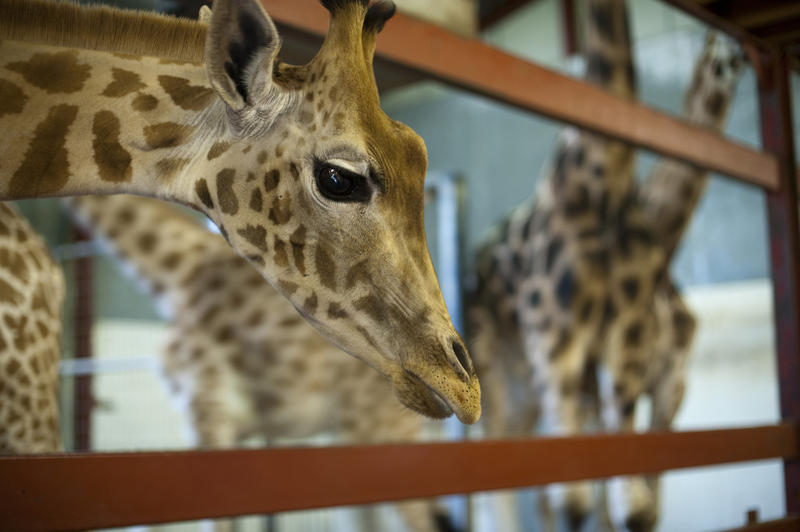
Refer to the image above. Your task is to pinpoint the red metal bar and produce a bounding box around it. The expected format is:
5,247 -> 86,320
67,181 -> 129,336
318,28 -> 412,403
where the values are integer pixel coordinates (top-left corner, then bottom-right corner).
264,0 -> 779,189
560,0 -> 578,56
0,425 -> 795,531
758,47 -> 800,514
72,228 -> 94,453
719,515 -> 800,532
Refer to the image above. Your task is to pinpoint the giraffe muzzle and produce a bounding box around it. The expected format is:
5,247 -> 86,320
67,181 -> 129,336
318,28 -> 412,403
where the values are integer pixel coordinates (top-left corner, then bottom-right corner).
394,336 -> 481,425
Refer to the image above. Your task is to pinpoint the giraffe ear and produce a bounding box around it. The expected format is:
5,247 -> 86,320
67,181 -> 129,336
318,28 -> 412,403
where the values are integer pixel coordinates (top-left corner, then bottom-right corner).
204,0 -> 281,111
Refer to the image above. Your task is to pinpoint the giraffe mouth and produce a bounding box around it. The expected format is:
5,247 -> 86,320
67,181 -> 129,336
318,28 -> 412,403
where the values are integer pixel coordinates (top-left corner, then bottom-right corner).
398,370 -> 456,420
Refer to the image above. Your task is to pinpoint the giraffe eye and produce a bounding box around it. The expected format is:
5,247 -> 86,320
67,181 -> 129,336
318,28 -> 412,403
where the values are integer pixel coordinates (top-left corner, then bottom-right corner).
314,163 -> 371,202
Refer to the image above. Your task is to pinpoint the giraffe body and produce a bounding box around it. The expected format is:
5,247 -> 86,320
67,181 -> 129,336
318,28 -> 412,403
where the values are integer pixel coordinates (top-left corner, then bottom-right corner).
66,194 -> 447,531
467,1 -> 744,529
0,0 -> 480,424
0,202 -> 64,454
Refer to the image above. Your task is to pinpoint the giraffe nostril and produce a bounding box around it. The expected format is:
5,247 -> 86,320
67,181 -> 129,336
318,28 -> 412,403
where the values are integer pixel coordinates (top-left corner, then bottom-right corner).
451,338 -> 473,378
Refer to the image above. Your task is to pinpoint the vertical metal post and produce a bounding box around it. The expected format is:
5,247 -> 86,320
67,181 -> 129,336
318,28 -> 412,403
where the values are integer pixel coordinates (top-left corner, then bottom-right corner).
757,47 -> 800,513
73,227 -> 94,452
561,0 -> 578,57
428,172 -> 471,531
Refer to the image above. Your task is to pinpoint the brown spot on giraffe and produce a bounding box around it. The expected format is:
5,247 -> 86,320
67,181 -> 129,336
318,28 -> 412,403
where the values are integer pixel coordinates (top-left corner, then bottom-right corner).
215,169 -> 238,215
249,188 -> 263,212
303,292 -> 319,315
102,67 -> 146,97
137,232 -> 158,253
157,75 -> 215,110
195,179 -> 214,210
345,258 -> 370,289
132,93 -> 158,112
160,252 -> 183,271
268,193 -> 292,225
289,226 -> 307,275
327,303 -> 348,320
5,51 -> 91,94
143,122 -> 194,149
156,158 -> 191,180
273,237 -> 289,268
9,104 -> 78,197
278,280 -> 299,296
246,310 -> 264,327
0,79 -> 26,118
289,162 -> 300,180
264,169 -> 280,192
0,249 -> 28,283
236,225 -> 268,253
207,141 -> 231,160
4,315 -> 29,351
314,244 -> 337,291
354,294 -> 388,324
92,111 -> 133,182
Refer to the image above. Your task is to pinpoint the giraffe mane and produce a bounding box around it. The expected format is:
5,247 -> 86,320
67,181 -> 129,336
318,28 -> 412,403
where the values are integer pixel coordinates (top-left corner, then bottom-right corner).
0,0 -> 206,63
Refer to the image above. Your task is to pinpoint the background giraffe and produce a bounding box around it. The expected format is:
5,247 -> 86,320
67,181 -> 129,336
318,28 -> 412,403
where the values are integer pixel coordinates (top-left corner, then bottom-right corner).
65,194 -> 455,532
0,0 -> 480,424
468,0 -> 654,528
0,202 -> 64,454
468,19 -> 744,532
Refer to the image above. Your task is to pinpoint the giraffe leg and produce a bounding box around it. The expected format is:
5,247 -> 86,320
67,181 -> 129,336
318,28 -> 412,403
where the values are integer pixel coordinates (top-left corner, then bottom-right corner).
469,305 -> 531,532
528,326 -> 595,532
599,308 -> 658,532
469,305 -> 511,439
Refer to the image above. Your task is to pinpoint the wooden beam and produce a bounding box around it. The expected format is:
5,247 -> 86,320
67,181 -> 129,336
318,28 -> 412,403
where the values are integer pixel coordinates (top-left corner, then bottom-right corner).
0,425 -> 795,531
264,1 -> 779,189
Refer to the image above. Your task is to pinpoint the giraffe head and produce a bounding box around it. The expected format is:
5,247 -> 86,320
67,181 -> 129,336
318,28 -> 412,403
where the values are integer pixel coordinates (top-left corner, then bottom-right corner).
684,33 -> 745,129
195,0 -> 480,423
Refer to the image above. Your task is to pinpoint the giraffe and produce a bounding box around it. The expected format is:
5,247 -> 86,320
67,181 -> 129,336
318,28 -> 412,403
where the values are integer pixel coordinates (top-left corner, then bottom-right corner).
0,202 -> 64,454
0,0 -> 480,424
64,193 -> 456,532
468,25 -> 744,532
468,0 -> 651,529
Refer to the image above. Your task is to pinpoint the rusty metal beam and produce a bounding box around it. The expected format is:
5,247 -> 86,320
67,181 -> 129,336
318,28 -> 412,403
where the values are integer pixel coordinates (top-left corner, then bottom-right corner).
758,46 -> 800,515
720,516 -> 800,532
0,425 -> 796,531
264,0 -> 779,189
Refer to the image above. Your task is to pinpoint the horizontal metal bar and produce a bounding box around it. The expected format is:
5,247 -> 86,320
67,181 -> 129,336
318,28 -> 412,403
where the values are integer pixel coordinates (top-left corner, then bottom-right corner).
0,424 -> 795,531
719,515 -> 800,532
264,0 -> 779,189
59,356 -> 160,376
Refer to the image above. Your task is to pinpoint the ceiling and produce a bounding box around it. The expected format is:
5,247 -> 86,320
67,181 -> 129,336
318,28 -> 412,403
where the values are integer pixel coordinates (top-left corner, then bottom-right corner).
687,0 -> 800,67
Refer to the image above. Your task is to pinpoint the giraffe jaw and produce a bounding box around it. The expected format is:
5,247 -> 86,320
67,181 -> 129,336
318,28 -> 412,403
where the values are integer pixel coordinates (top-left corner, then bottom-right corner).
394,369 -> 481,425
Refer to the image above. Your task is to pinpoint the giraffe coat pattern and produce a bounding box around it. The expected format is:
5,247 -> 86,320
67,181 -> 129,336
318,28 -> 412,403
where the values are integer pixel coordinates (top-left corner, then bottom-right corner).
0,0 -> 480,424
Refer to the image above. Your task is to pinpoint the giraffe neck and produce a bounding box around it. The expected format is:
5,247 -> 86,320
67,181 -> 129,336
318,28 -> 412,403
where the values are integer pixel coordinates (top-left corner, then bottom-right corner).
64,195 -> 232,316
546,0 -> 637,218
638,36 -> 742,260
0,38 -> 228,208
